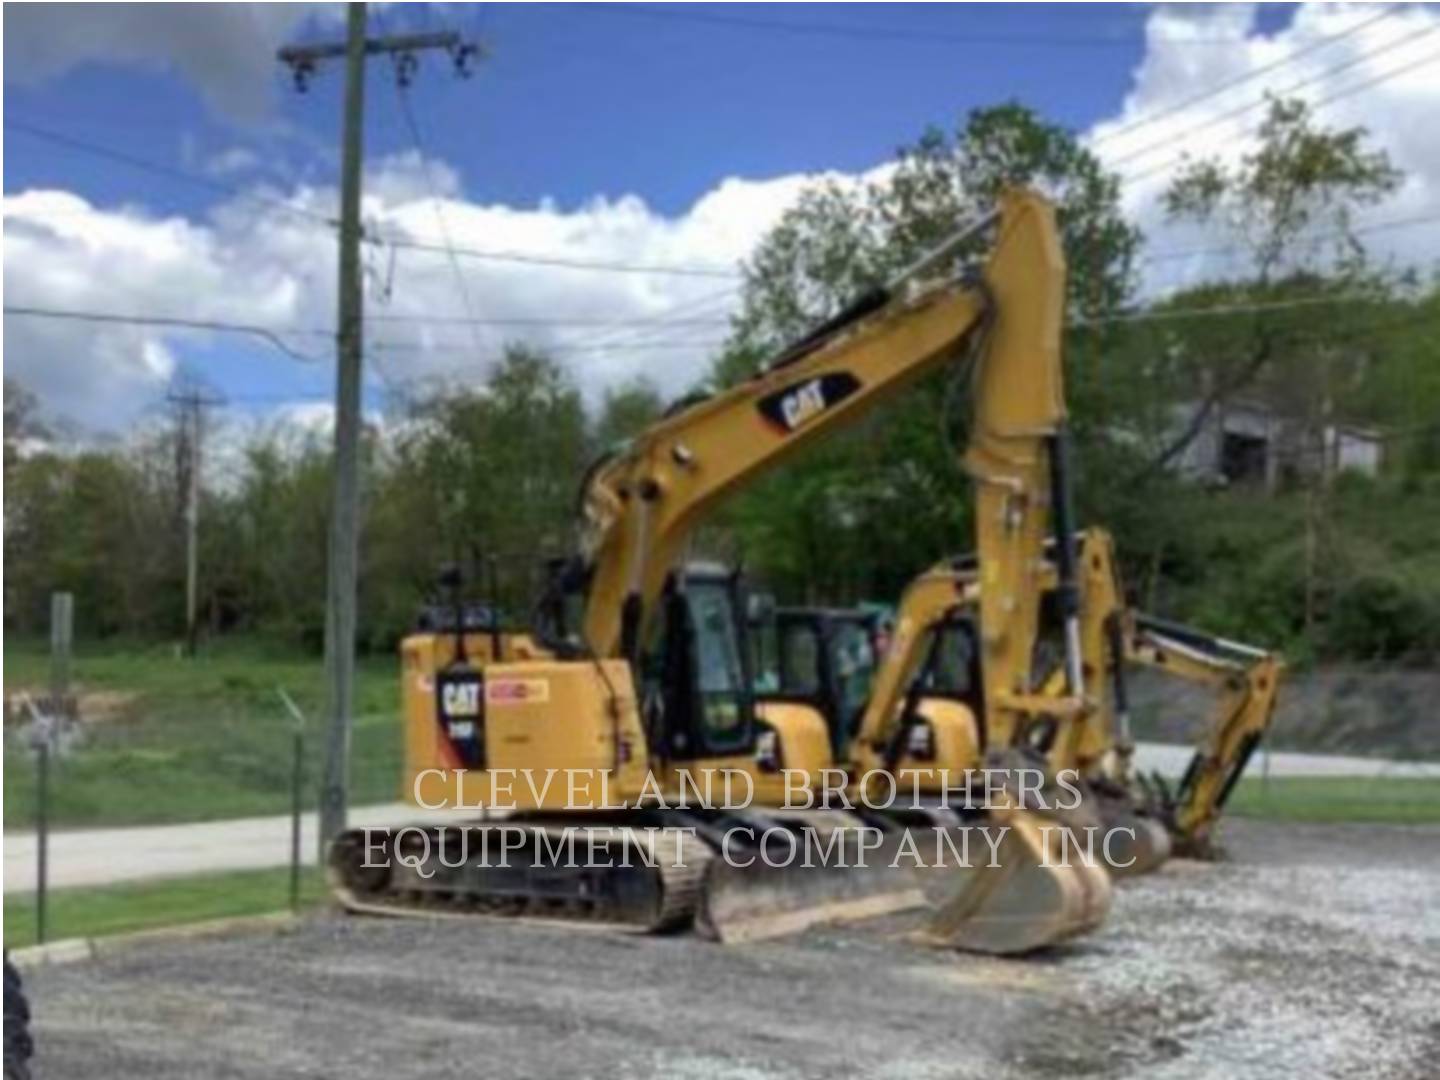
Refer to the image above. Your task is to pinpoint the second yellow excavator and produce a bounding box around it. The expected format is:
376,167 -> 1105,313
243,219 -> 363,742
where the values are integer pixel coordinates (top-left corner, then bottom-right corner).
757,526 -> 1282,880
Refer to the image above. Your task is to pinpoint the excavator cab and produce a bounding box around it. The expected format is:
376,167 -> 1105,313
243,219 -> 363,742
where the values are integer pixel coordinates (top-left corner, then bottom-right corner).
646,563 -> 758,760
751,607 -> 883,757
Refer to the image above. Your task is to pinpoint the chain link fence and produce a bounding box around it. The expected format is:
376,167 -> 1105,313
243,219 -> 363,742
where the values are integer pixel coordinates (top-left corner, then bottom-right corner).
3,680 -> 405,946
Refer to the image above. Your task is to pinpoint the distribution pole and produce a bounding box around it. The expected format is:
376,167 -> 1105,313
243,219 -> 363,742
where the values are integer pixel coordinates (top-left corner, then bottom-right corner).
168,388 -> 222,657
279,4 -> 480,859
186,397 -> 200,654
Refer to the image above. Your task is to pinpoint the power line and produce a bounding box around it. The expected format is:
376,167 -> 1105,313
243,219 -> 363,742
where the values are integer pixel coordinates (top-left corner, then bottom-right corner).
8,114 -> 738,279
1138,212 -> 1440,265
363,311 -> 730,327
1,301 -> 729,360
3,304 -> 325,363
1109,24 -> 1439,176
1081,290 -> 1394,328
389,57 -> 486,357
382,233 -> 740,277
372,337 -> 727,356
1091,6 -> 1398,151
561,283 -> 742,360
577,2 -> 1253,48
5,117 -> 336,230
1120,46 -> 1440,190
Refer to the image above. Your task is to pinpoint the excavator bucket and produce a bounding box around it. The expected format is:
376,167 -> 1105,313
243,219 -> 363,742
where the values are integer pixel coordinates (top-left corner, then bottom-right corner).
1080,781 -> 1172,877
906,757 -> 1114,955
696,794 -> 1113,954
1092,805 -> 1171,877
696,810 -> 927,944
916,806 -> 1112,955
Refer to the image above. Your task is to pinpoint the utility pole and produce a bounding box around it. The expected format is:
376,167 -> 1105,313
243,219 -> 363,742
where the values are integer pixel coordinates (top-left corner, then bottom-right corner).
279,4 -> 479,859
168,387 -> 222,657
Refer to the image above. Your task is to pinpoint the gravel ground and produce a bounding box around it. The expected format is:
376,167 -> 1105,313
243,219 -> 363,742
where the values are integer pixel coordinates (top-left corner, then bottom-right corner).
21,819 -> 1440,1080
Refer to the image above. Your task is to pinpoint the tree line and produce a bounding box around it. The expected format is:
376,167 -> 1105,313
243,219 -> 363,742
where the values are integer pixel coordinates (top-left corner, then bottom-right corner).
5,99 -> 1439,666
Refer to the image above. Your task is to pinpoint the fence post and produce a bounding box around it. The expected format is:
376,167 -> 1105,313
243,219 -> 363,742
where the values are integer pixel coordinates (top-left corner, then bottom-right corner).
34,716 -> 50,946
35,592 -> 74,944
277,689 -> 308,912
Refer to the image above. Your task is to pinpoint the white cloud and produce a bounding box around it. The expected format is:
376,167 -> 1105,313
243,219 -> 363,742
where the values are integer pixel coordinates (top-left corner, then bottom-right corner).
2,155 -> 837,431
2,2 -> 334,122
3,186 -> 319,428
203,146 -> 263,179
1087,2 -> 1440,295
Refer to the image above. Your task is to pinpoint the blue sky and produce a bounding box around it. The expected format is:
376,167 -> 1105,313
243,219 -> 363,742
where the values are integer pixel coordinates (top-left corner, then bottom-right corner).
4,3 -> 1437,434
4,4 -> 1187,212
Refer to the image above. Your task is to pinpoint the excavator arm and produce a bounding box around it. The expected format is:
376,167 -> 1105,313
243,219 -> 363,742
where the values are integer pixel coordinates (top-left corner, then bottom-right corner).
575,191 -> 1068,662
1125,614 -> 1284,854
850,562 -> 979,773
1039,529 -> 1283,857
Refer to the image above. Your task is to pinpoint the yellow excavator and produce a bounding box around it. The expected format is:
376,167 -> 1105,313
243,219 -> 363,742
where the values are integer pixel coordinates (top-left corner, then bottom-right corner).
758,526 -> 1281,879
328,188 -> 1110,952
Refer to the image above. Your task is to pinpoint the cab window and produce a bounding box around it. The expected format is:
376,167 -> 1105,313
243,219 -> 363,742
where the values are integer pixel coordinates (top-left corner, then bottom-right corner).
831,621 -> 878,724
778,624 -> 822,695
688,581 -> 750,746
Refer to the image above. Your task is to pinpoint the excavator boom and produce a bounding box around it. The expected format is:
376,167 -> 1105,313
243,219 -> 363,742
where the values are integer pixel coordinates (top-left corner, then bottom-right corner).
577,193 -> 1062,662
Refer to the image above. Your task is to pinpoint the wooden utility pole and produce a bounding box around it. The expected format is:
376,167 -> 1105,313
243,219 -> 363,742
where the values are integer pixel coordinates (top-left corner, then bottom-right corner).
278,4 -> 479,858
168,388 -> 222,656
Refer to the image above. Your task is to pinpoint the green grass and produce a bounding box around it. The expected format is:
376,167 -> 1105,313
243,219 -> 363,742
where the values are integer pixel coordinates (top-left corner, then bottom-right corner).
3,866 -> 325,949
4,637 -> 404,829
1224,776 -> 1440,825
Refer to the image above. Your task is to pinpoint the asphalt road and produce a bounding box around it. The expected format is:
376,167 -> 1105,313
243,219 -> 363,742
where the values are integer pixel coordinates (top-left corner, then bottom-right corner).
2,804 -> 476,893
17,819 -> 1440,1080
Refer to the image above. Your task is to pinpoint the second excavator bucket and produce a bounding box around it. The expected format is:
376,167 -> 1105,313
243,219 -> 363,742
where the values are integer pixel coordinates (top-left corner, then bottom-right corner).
1094,808 -> 1171,877
696,810 -> 928,945
1081,780 -> 1172,877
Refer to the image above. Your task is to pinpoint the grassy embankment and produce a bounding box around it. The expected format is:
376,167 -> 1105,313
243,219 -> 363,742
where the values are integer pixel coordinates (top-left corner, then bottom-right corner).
1225,775 -> 1440,825
3,637 -> 402,830
3,866 -> 326,949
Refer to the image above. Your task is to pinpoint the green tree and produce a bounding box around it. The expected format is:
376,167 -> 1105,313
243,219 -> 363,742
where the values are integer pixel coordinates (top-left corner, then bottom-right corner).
593,377 -> 664,449
368,345 -> 588,640
1144,95 -> 1401,473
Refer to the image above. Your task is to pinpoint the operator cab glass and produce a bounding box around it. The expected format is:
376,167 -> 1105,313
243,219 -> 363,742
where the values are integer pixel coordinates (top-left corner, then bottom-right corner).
828,618 -> 879,742
764,611 -> 881,755
688,579 -> 751,747
779,623 -> 823,695
923,616 -> 984,719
